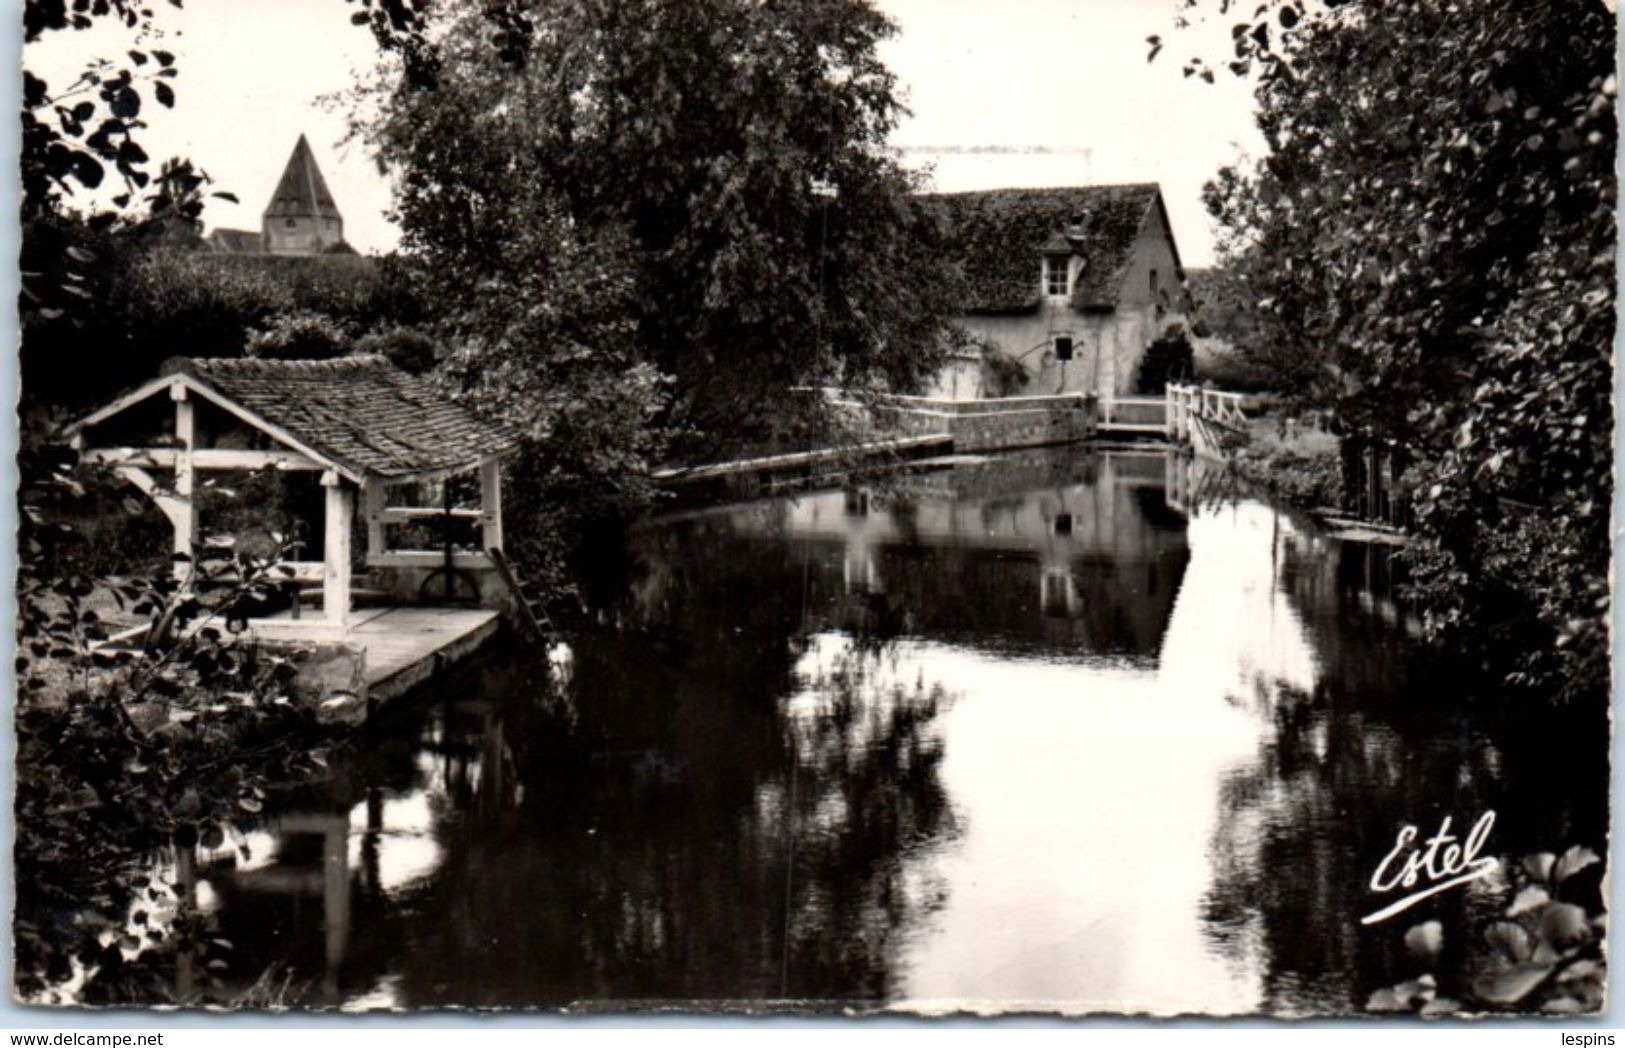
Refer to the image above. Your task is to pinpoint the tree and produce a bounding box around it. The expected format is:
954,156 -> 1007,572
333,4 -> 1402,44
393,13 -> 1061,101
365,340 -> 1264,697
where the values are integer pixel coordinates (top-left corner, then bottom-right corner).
21,0 -> 186,217
355,0 -> 961,459
1163,0 -> 1616,700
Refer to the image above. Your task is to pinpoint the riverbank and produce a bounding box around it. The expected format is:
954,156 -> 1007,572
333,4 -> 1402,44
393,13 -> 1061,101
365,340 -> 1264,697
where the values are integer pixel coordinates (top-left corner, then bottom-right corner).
1229,414 -> 1345,514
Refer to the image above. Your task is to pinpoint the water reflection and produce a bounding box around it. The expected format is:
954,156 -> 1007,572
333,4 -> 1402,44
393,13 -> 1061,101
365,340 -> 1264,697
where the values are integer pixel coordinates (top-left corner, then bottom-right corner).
171,448 -> 1603,1014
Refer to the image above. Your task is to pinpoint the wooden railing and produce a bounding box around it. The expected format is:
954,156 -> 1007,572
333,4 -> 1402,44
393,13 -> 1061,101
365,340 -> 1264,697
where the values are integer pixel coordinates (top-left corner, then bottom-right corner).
1165,382 -> 1246,442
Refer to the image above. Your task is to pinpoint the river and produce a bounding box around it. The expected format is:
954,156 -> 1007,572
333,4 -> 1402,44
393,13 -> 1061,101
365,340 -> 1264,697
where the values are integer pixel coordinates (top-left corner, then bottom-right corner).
183,447 -> 1608,1014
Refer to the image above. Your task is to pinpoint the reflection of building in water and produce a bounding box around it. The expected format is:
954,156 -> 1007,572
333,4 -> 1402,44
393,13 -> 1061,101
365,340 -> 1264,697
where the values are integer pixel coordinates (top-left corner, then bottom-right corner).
893,495 -> 1323,1014
193,693 -> 515,1007
671,451 -> 1192,658
1039,566 -> 1080,618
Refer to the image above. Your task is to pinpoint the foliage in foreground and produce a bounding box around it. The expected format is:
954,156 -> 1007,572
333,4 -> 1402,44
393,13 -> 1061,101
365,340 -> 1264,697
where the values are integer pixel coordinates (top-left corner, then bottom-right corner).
14,450 -> 342,1003
1368,845 -> 1606,1016
1170,0 -> 1615,701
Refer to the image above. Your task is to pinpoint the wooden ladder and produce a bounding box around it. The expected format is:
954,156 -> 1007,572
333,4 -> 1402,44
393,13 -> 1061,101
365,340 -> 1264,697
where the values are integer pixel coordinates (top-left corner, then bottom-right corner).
487,547 -> 551,642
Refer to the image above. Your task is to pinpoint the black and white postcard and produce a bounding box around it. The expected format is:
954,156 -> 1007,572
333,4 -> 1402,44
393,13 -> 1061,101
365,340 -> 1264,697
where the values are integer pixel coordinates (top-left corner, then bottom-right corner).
12,0 -> 1616,1020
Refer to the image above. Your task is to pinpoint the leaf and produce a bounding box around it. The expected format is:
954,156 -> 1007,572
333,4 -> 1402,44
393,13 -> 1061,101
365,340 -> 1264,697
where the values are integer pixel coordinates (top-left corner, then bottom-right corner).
1558,959 -> 1604,984
155,82 -> 174,108
1540,902 -> 1591,948
110,86 -> 140,119
237,796 -> 263,813
1507,885 -> 1550,917
1485,920 -> 1532,963
1474,962 -> 1554,1005
1552,845 -> 1600,884
1521,852 -> 1556,883
1419,996 -> 1461,1018
1405,920 -> 1443,965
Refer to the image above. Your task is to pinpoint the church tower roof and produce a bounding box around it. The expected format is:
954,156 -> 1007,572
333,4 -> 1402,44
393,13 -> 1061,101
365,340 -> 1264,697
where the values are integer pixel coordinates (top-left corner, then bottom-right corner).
264,134 -> 342,221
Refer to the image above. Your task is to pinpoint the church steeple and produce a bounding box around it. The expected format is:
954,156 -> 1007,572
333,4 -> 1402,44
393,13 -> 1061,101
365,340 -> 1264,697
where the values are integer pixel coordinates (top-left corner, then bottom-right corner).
262,134 -> 346,255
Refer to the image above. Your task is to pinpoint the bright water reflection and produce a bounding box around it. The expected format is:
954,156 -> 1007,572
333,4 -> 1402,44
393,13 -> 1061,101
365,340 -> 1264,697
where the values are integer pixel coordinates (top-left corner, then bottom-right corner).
187,448 -> 1605,1013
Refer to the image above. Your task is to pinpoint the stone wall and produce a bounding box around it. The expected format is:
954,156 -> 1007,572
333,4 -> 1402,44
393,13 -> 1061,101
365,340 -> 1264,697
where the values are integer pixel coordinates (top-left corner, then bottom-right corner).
948,403 -> 1095,451
865,393 -> 1097,452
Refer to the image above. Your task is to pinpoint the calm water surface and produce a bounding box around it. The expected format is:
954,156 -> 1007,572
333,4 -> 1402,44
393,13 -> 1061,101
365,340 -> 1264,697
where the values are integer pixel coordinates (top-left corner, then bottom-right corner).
193,448 -> 1606,1014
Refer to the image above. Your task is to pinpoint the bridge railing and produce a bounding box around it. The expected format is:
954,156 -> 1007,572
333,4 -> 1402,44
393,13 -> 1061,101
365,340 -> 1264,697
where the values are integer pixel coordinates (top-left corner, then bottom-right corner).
1165,382 -> 1247,442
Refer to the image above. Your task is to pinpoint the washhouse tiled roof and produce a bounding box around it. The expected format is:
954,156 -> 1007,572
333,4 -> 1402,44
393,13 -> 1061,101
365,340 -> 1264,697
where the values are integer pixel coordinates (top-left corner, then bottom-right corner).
161,355 -> 523,480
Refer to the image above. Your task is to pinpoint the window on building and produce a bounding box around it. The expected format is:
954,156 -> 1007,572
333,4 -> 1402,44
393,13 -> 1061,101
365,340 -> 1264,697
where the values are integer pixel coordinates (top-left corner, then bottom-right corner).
1150,268 -> 1160,299
1041,569 -> 1075,618
1053,335 -> 1074,361
1044,255 -> 1070,297
285,217 -> 297,229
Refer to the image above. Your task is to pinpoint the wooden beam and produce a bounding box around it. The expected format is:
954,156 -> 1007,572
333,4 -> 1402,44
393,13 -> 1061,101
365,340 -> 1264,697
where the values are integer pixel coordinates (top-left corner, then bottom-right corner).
81,447 -> 325,471
368,551 -> 494,570
112,465 -> 188,532
71,374 -> 351,481
480,455 -> 503,553
378,506 -> 482,523
322,471 -> 352,630
66,373 -> 181,436
172,385 -> 196,583
363,478 -> 386,563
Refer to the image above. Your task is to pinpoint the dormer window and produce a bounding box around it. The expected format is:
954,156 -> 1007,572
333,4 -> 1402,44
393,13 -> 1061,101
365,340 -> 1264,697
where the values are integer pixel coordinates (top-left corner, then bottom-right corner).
1044,255 -> 1070,297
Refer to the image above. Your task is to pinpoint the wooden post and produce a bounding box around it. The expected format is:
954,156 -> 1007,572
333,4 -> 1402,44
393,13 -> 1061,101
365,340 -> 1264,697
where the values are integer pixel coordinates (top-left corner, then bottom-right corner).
322,471 -> 352,630
172,384 -> 196,582
479,456 -> 503,553
363,478 -> 386,564
174,837 -> 196,1003
321,814 -> 350,1005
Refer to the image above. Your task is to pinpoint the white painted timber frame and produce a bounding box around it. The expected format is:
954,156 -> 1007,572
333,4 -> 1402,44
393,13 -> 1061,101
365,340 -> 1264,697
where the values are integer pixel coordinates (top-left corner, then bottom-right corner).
321,470 -> 352,629
171,384 -> 196,581
69,369 -> 511,634
81,447 -> 324,471
480,454 -> 503,554
68,372 -> 364,483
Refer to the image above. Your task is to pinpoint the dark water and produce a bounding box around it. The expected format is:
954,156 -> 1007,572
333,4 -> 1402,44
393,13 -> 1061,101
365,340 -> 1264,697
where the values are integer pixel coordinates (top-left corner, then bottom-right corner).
176,448 -> 1606,1013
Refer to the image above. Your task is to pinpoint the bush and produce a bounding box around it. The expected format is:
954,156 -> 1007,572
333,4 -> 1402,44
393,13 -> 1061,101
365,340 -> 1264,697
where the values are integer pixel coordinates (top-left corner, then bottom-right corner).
978,341 -> 1029,398
355,324 -> 439,374
20,222 -> 429,412
1135,325 -> 1195,393
245,311 -> 354,360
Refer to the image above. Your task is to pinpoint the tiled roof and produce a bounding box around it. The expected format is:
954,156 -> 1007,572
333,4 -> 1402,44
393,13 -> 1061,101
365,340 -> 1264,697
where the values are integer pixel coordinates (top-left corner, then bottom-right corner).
161,355 -> 522,479
205,228 -> 265,254
264,134 -> 342,221
921,184 -> 1167,313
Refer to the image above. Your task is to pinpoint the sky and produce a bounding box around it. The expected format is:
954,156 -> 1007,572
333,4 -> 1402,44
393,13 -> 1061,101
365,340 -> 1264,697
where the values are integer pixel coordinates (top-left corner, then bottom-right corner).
22,0 -> 1264,265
